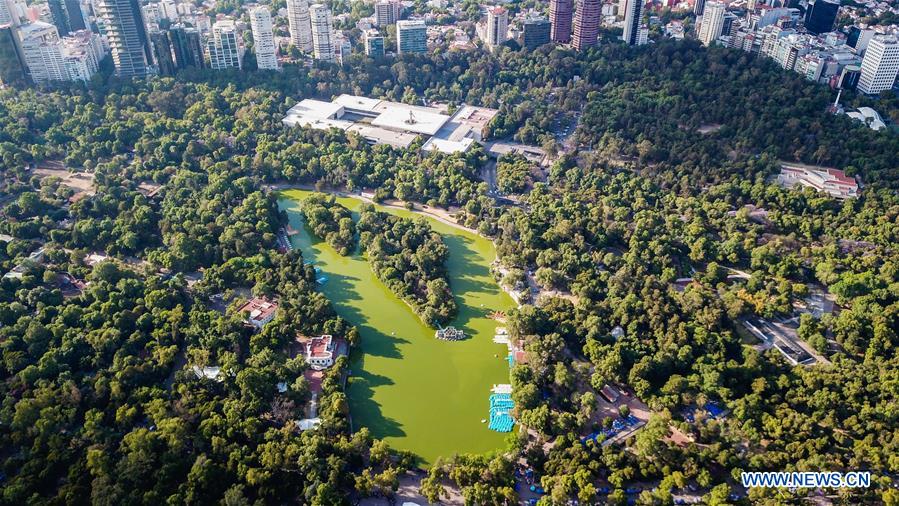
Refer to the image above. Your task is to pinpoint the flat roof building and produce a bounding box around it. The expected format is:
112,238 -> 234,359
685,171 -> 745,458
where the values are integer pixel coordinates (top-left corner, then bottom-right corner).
397,19 -> 427,54
283,94 -> 499,154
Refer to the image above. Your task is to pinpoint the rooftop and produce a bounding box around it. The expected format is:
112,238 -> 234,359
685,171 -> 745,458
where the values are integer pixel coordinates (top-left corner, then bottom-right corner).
238,297 -> 279,324
370,105 -> 449,136
283,95 -> 499,154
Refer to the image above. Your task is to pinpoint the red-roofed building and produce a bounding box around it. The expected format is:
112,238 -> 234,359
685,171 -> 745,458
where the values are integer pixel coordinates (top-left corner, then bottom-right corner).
304,334 -> 347,370
238,298 -> 279,329
777,164 -> 859,199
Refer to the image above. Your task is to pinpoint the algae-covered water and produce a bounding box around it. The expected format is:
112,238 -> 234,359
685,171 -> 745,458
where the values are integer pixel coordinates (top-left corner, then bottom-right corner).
278,190 -> 515,464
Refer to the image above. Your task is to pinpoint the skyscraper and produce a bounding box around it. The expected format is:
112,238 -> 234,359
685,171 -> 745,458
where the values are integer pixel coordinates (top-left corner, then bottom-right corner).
572,0 -> 600,50
803,0 -> 839,35
169,25 -> 205,69
286,0 -> 313,52
0,0 -> 18,26
95,0 -> 153,77
857,36 -> 899,95
46,0 -> 87,35
622,0 -> 642,45
48,0 -> 72,35
550,0 -> 572,43
309,4 -> 334,62
698,1 -> 725,46
64,0 -> 87,31
250,6 -> 278,70
485,6 -> 508,48
149,29 -> 175,75
0,25 -> 26,85
396,19 -> 426,54
374,0 -> 401,27
693,0 -> 705,16
522,18 -> 551,50
207,19 -> 242,70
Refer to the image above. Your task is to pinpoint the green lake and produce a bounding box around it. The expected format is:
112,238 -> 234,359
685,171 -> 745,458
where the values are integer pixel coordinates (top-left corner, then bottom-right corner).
278,190 -> 515,464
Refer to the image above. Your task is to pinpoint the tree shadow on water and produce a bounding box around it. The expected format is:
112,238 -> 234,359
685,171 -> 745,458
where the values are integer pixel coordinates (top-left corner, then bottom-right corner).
347,369 -> 406,439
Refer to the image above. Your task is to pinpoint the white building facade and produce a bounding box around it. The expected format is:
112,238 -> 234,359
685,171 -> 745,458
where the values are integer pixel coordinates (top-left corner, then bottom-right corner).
698,2 -> 725,46
207,19 -> 242,70
309,4 -> 335,62
485,6 -> 508,48
250,6 -> 279,70
286,0 -> 313,52
857,36 -> 899,95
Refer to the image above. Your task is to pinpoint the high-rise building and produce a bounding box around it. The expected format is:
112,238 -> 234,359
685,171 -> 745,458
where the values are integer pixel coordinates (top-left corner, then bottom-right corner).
636,25 -> 649,45
364,28 -> 384,57
374,0 -> 401,27
207,19 -> 242,70
847,26 -> 874,54
19,22 -> 66,83
803,0 -> 838,35
485,6 -> 508,48
857,36 -> 899,95
149,29 -> 175,75
336,37 -> 351,63
169,25 -> 204,69
286,0 -> 313,52
159,0 -> 178,21
572,0 -> 600,50
0,0 -> 18,26
66,0 -> 86,31
522,17 -> 551,50
95,0 -> 153,77
47,0 -> 86,35
693,0 -> 705,16
622,0 -> 642,45
48,0 -> 71,35
0,25 -> 26,85
698,1 -> 725,46
142,3 -> 161,27
250,6 -> 278,70
309,4 -> 334,62
61,29 -> 102,80
550,0 -> 572,43
396,19 -> 426,54
722,12 -> 737,36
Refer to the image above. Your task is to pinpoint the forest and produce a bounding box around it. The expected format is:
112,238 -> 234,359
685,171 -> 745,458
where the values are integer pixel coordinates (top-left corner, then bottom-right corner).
299,193 -> 357,255
356,204 -> 457,327
0,35 -> 897,505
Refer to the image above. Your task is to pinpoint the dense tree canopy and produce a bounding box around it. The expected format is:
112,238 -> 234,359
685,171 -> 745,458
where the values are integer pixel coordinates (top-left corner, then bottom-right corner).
0,33 -> 896,505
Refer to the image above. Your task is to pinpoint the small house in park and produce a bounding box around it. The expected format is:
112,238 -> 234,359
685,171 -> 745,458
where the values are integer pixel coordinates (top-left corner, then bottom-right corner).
238,298 -> 278,329
303,334 -> 347,370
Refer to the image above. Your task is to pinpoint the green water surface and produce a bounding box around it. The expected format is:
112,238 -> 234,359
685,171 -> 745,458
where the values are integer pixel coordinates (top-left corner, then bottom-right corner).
279,190 -> 515,464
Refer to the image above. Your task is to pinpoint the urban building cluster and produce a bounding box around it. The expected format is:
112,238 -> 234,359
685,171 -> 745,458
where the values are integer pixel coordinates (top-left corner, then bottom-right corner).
677,0 -> 899,95
0,0 -> 895,100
